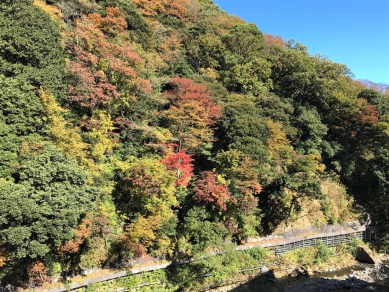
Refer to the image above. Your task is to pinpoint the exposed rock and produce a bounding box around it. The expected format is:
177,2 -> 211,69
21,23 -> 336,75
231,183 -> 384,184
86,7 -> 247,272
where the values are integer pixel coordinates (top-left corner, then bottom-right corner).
306,267 -> 315,276
260,265 -> 269,274
272,269 -> 288,278
289,269 -> 301,277
356,246 -> 382,265
289,266 -> 306,277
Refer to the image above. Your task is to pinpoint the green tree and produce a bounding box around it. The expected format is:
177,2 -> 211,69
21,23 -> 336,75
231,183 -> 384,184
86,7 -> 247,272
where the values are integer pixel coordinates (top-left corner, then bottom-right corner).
0,75 -> 46,136
222,23 -> 265,61
255,92 -> 294,127
0,74 -> 48,179
293,106 -> 328,155
0,142 -> 98,282
0,119 -> 18,179
184,29 -> 225,72
217,94 -> 269,162
358,88 -> 389,116
0,1 -> 65,100
221,57 -> 272,95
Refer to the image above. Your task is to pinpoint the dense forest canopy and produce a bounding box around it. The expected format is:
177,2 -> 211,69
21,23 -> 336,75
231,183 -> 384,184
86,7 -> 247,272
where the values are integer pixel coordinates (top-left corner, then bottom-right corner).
0,0 -> 388,286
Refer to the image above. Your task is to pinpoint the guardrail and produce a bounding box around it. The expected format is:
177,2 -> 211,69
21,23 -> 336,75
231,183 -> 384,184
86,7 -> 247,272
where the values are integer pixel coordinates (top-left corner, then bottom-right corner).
270,226 -> 375,255
271,231 -> 363,255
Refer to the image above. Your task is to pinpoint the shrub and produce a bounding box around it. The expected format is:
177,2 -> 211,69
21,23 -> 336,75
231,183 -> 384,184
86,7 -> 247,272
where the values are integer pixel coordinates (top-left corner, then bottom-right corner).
348,237 -> 363,256
246,247 -> 268,261
315,241 -> 334,264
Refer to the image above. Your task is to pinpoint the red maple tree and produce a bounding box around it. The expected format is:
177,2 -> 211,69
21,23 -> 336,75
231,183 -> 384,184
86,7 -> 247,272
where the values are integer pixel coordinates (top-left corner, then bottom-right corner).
193,171 -> 231,211
164,148 -> 194,187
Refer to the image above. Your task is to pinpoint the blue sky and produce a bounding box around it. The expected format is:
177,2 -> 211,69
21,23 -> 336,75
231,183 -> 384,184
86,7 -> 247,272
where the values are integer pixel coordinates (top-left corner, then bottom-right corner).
213,0 -> 389,85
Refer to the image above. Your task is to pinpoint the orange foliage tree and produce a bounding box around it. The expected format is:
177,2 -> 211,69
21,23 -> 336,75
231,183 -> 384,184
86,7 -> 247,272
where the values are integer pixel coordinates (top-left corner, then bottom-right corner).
162,77 -> 222,153
263,33 -> 287,49
0,246 -> 7,268
133,0 -> 199,21
27,262 -> 51,288
57,218 -> 92,258
359,98 -> 379,125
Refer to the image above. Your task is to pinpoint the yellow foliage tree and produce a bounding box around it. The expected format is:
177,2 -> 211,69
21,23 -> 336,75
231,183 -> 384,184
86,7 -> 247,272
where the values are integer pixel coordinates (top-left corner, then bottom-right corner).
40,89 -> 97,172
127,215 -> 162,248
115,156 -> 177,256
86,111 -> 118,163
267,119 -> 294,164
33,0 -> 63,22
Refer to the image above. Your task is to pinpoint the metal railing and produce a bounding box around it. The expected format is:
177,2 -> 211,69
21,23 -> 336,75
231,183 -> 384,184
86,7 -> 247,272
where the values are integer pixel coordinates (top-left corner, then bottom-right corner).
270,228 -> 375,255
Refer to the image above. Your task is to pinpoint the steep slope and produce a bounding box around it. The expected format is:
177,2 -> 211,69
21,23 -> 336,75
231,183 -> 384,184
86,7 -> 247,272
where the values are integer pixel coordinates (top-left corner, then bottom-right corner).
0,0 -> 388,287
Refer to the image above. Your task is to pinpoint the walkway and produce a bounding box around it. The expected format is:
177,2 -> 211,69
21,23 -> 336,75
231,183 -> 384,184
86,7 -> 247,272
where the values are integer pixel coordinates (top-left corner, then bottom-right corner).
42,221 -> 374,292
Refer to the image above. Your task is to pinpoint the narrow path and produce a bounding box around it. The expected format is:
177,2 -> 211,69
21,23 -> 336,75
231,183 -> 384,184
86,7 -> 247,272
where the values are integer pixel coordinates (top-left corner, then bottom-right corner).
42,221 -> 373,292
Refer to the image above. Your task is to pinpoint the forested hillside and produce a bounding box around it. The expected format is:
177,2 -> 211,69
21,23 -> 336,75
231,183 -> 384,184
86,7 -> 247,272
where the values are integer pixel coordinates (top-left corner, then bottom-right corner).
0,0 -> 389,287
